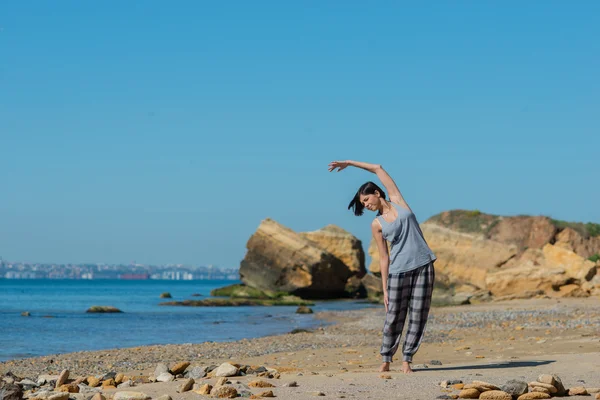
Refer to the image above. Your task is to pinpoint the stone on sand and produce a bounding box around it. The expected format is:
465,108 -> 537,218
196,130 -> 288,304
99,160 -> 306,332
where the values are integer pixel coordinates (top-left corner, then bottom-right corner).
500,380 -> 528,397
527,382 -> 556,393
47,393 -> 70,400
458,388 -> 480,399
517,393 -> 551,400
249,380 -> 275,388
55,370 -> 69,389
169,361 -> 190,375
176,378 -> 194,393
215,363 -> 239,377
210,385 -> 238,398
194,384 -> 212,395
568,387 -> 588,396
479,391 -> 512,400
112,392 -> 151,400
155,373 -> 174,383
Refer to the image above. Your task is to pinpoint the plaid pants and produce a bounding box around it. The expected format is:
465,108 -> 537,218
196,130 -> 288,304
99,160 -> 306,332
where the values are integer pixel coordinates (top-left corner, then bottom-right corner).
380,261 -> 435,363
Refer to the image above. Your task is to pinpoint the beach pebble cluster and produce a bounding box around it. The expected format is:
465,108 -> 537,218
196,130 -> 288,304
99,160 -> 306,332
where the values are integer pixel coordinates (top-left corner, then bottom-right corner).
439,374 -> 600,399
0,361 -> 288,400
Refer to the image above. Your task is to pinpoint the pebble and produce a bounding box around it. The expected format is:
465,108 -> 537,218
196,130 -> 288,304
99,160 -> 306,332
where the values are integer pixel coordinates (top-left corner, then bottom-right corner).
47,394 -> 69,400
517,393 -> 551,400
501,380 -> 527,397
114,373 -> 124,384
308,392 -> 326,396
87,376 -> 100,387
210,385 -> 238,398
216,377 -> 229,386
214,363 -> 239,377
169,362 -> 190,375
156,396 -> 171,400
176,378 -> 194,393
537,375 -> 555,386
458,388 -> 480,398
249,380 -> 274,388
154,364 -> 169,377
568,387 -> 588,396
112,392 -> 151,400
155,373 -> 174,383
194,384 -> 212,395
185,366 -> 207,379
282,381 -> 298,387
551,374 -> 567,396
55,370 -> 69,389
479,391 -> 512,400
473,381 -> 500,390
527,382 -> 556,393
531,387 -> 550,394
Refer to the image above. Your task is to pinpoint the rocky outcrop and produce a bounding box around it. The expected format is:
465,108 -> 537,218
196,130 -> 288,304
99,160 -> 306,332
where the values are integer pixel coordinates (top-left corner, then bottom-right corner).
419,224 -> 519,289
487,216 -> 557,250
427,210 -> 600,256
555,227 -> 600,259
421,210 -> 600,299
238,210 -> 599,302
300,225 -> 366,278
239,219 -> 353,299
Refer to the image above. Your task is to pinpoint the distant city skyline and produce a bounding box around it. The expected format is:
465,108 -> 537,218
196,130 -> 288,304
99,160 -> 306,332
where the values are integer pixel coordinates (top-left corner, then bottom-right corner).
1,1 -> 598,266
0,258 -> 239,280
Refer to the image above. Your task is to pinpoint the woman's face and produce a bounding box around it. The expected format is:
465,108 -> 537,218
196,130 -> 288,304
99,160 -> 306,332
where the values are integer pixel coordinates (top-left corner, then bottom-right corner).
359,191 -> 382,212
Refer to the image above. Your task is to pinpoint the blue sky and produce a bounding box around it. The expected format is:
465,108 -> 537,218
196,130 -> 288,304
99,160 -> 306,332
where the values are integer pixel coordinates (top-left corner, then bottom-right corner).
1,1 -> 598,267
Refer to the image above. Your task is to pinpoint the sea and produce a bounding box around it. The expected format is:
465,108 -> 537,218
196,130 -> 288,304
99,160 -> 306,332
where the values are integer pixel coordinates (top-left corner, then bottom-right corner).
0,279 -> 375,362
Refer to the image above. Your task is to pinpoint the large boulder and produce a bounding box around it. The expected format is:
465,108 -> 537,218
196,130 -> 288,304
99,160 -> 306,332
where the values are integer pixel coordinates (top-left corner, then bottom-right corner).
239,219 -> 353,299
542,243 -> 596,281
300,225 -> 366,278
360,274 -> 383,299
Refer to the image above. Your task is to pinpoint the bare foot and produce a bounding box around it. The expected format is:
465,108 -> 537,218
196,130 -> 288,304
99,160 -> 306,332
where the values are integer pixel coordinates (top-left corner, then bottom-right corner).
379,362 -> 390,372
401,361 -> 413,374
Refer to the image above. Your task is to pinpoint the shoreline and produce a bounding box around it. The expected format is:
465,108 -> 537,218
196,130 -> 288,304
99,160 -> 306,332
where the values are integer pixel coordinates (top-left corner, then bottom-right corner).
2,297 -> 599,374
2,297 -> 599,399
0,289 -> 377,363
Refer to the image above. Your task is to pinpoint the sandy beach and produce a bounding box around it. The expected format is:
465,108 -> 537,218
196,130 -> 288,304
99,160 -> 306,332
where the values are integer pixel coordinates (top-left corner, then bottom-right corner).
2,297 -> 599,399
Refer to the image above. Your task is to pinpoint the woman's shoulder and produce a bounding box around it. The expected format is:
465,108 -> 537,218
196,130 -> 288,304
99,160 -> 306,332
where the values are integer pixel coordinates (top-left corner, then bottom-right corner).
371,217 -> 383,229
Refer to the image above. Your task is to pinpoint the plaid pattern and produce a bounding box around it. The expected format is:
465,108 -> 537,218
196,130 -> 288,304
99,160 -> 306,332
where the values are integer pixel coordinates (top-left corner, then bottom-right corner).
380,261 -> 435,363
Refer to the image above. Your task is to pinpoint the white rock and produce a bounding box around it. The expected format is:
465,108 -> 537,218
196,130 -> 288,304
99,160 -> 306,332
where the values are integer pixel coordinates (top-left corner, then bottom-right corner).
155,373 -> 174,383
154,363 -> 169,377
214,363 -> 239,377
113,392 -> 151,400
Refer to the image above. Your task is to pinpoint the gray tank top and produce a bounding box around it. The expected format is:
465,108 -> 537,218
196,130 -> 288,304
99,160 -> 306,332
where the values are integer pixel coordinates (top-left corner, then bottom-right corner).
377,202 -> 436,274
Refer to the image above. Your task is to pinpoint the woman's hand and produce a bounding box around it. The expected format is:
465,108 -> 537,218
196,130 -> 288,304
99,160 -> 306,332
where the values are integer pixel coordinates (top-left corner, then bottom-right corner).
328,160 -> 349,172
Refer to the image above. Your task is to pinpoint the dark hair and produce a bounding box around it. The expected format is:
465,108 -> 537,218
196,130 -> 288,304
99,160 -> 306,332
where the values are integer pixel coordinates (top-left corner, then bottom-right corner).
347,181 -> 386,216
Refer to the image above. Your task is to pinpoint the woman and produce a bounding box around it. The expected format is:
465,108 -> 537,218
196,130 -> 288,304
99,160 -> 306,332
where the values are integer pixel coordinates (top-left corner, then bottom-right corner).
328,160 -> 436,374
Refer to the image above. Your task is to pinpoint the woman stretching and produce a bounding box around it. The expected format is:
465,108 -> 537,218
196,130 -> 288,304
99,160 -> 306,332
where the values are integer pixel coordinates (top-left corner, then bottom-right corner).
328,160 -> 436,374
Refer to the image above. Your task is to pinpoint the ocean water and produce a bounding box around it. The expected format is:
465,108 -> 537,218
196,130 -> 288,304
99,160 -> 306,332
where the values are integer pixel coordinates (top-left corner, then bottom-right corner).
0,279 -> 374,362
